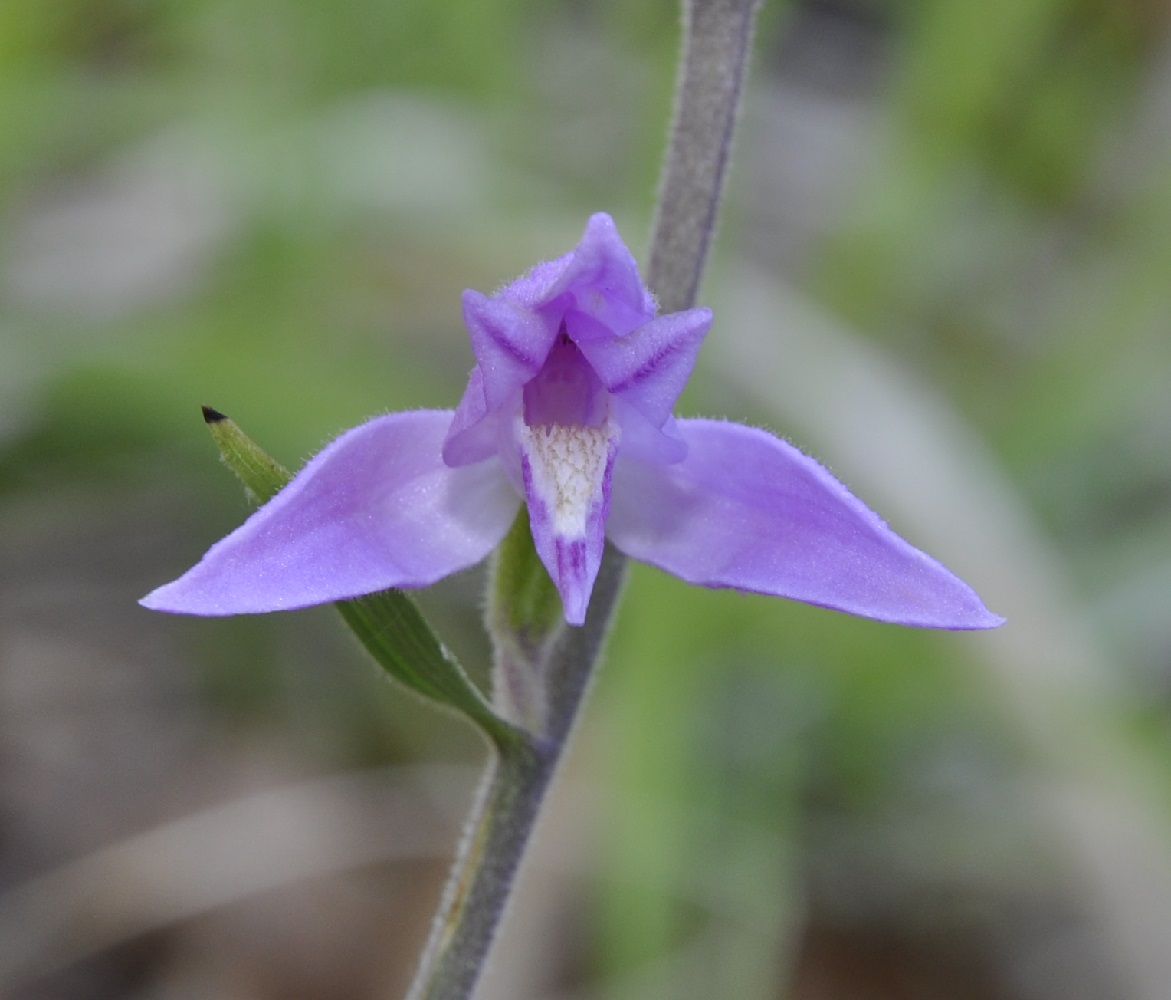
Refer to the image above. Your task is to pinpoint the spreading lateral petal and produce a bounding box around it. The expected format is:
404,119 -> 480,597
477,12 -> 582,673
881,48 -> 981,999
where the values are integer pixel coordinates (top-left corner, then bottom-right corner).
462,290 -> 557,407
141,411 -> 519,616
578,307 -> 712,429
607,419 -> 1004,630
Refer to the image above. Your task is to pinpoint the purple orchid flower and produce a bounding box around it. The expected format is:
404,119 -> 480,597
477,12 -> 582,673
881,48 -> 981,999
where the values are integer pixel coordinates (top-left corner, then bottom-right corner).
142,213 -> 1002,630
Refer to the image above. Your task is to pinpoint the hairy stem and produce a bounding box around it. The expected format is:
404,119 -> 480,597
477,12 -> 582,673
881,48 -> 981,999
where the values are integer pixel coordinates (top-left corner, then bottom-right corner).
405,738 -> 551,1000
402,545 -> 627,1000
649,0 -> 764,313
402,1 -> 762,996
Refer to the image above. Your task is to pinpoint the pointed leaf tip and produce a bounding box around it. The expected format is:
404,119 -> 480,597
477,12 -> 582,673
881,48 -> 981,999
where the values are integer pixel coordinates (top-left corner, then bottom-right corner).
204,413 -> 292,502
169,411 -> 522,747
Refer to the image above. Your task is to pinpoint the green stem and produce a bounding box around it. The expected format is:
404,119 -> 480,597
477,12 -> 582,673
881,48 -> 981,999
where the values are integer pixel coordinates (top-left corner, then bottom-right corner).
649,0 -> 764,313
402,1 -> 762,995
405,737 -> 552,1000
403,545 -> 627,1000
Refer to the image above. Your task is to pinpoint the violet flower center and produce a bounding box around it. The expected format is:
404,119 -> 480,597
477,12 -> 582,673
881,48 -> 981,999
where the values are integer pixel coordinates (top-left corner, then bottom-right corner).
515,331 -> 617,558
522,331 -> 607,429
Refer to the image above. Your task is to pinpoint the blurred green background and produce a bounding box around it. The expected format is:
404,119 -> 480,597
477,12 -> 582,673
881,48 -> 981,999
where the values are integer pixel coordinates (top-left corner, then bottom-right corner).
2,0 -> 1170,997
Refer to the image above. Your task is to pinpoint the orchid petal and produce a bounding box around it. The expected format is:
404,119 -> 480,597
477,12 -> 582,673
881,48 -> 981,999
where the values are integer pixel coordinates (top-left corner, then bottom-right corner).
443,365 -> 497,466
610,398 -> 688,464
607,419 -> 1003,629
577,307 -> 712,429
462,290 -> 558,407
517,420 -> 619,625
545,214 -> 656,336
142,411 -> 519,615
499,252 -> 575,309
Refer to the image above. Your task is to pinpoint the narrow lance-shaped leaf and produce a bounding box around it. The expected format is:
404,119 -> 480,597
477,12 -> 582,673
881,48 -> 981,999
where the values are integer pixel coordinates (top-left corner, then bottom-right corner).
200,406 -> 522,749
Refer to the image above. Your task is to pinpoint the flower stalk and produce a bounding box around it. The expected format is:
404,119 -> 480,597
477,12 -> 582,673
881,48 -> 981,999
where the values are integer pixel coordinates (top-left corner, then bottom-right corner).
650,0 -> 765,313
406,536 -> 628,1000
405,737 -> 553,1000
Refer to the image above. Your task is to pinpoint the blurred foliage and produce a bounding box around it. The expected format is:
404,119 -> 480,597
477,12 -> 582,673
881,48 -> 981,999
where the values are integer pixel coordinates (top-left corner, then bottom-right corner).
2,0 -> 1171,997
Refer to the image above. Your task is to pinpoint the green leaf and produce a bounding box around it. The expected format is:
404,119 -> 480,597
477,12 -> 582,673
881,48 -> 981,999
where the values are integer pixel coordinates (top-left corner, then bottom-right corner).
201,405 -> 521,750
482,510 -> 568,733
334,595 -> 517,744
202,405 -> 293,501
488,508 -> 564,668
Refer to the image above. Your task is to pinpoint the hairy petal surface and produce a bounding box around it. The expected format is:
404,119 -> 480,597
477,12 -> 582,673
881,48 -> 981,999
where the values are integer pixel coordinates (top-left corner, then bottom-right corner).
462,290 -> 557,407
545,213 -> 656,336
443,365 -> 497,466
578,307 -> 712,429
607,419 -> 1003,629
499,253 -> 575,310
142,411 -> 519,615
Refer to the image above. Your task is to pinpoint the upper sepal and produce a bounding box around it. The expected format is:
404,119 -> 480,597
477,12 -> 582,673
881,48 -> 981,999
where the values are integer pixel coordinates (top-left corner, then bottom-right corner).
543,213 -> 657,338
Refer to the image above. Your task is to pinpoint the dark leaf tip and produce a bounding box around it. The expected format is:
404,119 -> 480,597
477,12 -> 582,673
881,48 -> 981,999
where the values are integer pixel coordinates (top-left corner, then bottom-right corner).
202,405 -> 228,424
